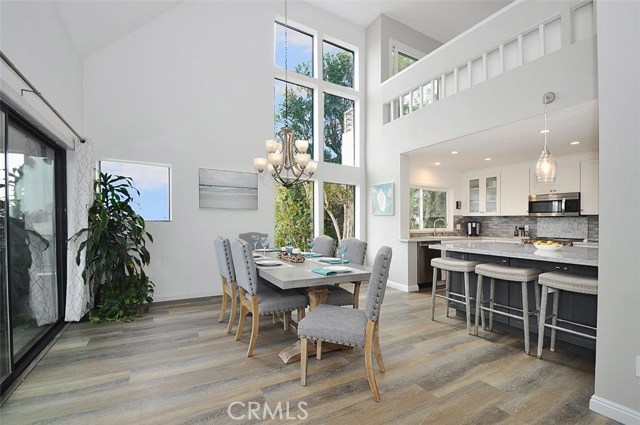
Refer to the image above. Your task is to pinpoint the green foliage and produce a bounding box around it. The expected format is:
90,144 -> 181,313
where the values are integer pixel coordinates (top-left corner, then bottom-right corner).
275,182 -> 313,248
73,173 -> 154,323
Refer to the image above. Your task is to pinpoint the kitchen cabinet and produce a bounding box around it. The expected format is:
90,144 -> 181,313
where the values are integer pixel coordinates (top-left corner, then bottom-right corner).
580,159 -> 599,215
500,168 -> 530,216
530,161 -> 580,195
466,174 -> 500,215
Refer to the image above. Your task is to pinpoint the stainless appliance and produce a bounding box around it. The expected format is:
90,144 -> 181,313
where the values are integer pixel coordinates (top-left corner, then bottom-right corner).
528,192 -> 580,217
467,221 -> 481,236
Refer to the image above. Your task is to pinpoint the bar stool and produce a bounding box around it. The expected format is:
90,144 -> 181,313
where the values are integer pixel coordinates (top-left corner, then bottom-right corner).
536,272 -> 598,359
474,263 -> 541,354
430,257 -> 481,334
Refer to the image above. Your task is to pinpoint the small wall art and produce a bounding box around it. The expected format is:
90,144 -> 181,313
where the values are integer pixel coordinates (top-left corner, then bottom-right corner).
371,182 -> 394,216
199,168 -> 258,209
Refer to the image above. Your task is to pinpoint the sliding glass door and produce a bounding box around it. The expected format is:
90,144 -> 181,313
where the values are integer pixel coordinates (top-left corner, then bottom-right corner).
0,103 -> 66,393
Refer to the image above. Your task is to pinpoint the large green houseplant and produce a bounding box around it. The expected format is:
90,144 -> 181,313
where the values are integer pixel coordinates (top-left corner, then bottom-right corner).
74,173 -> 154,323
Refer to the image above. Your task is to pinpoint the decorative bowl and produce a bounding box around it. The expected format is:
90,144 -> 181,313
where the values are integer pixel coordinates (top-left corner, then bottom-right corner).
533,242 -> 563,251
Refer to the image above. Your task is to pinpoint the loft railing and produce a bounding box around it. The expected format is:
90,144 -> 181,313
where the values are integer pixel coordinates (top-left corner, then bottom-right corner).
383,0 -> 596,125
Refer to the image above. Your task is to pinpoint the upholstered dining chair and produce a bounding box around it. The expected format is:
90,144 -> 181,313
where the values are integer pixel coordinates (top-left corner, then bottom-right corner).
326,238 -> 368,309
238,232 -> 268,252
311,235 -> 335,257
298,246 -> 392,402
230,239 -> 308,357
214,237 -> 237,334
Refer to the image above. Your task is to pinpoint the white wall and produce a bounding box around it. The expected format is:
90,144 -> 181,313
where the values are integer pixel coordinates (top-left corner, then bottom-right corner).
0,0 -> 83,143
589,1 -> 640,423
83,1 -> 366,301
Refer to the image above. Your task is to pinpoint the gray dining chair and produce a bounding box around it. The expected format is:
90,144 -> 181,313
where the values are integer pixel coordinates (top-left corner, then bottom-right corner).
311,235 -> 335,257
238,232 -> 268,252
214,237 -> 237,334
230,239 -> 308,357
298,246 -> 392,402
326,238 -> 367,309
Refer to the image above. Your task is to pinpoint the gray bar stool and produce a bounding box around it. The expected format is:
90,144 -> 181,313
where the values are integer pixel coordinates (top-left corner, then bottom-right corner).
536,272 -> 598,359
430,257 -> 481,334
474,263 -> 542,354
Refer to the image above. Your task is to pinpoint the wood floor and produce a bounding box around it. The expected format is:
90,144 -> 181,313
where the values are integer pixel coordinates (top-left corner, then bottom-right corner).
0,288 -> 616,425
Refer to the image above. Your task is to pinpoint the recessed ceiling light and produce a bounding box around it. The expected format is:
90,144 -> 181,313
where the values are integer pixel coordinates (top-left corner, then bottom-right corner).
570,141 -> 581,145
484,157 -> 492,161
434,162 -> 441,166
451,151 -> 459,155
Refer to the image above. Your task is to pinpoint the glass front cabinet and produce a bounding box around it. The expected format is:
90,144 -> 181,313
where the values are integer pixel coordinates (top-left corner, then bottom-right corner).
466,175 -> 500,216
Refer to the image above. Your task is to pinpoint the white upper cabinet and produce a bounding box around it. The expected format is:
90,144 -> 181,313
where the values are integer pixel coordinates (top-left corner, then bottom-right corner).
500,168 -> 530,216
530,161 -> 581,194
466,174 -> 500,215
580,159 -> 599,215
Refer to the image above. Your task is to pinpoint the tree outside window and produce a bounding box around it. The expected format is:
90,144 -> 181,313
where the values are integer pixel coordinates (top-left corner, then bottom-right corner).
275,182 -> 313,248
410,187 -> 448,230
323,182 -> 355,242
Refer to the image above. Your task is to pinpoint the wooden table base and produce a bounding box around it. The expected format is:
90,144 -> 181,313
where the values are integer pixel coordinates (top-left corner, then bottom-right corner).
279,339 -> 349,364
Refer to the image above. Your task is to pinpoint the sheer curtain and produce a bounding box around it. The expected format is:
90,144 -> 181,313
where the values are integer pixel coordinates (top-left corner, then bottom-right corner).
65,139 -> 94,321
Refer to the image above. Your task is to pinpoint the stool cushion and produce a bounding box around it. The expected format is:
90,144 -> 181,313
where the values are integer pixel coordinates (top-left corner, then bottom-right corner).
538,272 -> 598,295
475,263 -> 541,282
431,258 -> 481,273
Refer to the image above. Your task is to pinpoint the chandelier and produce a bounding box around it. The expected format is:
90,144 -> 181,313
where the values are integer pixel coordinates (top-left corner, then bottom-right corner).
535,92 -> 558,183
253,0 -> 317,188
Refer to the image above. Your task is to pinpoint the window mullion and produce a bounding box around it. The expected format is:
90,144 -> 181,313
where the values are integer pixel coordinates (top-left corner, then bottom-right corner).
419,189 -> 424,230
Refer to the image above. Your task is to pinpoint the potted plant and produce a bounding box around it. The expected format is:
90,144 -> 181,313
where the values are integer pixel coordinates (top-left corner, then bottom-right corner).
73,173 -> 154,323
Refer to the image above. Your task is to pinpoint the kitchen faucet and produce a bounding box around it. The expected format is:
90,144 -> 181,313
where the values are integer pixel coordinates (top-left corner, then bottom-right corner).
433,218 -> 448,237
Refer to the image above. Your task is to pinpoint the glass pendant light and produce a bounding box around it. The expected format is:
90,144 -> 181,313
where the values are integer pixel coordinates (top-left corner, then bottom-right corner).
535,92 -> 557,183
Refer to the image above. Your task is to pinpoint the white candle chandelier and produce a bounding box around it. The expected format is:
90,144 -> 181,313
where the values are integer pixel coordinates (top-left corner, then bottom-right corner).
535,92 -> 558,183
253,0 -> 317,189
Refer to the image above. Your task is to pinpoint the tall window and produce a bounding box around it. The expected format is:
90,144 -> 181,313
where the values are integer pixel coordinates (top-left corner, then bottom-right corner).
324,183 -> 355,241
274,79 -> 314,157
99,161 -> 171,221
273,21 -> 361,244
275,22 -> 313,77
324,94 -> 354,166
322,41 -> 354,88
410,187 -> 448,230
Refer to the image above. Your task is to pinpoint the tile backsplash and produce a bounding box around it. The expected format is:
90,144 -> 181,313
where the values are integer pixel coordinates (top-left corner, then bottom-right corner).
454,215 -> 599,240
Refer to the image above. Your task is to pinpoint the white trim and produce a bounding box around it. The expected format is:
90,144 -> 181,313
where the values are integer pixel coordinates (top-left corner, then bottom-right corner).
589,395 -> 640,425
153,290 -> 218,303
387,279 -> 419,293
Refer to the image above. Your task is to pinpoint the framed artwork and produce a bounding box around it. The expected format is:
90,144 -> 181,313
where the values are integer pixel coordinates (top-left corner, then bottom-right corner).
372,182 -> 394,216
199,168 -> 258,209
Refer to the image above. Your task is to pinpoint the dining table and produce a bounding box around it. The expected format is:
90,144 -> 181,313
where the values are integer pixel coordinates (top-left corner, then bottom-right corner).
254,250 -> 372,364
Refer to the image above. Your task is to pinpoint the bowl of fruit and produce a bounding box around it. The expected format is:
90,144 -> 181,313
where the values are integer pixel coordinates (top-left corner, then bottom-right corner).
533,240 -> 563,251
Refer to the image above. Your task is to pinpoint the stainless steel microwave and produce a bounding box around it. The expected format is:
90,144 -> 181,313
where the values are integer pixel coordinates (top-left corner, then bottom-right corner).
528,192 -> 581,217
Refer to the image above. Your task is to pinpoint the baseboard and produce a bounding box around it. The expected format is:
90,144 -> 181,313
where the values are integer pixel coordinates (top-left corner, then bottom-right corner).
387,280 -> 419,293
153,290 -> 219,302
590,395 -> 640,425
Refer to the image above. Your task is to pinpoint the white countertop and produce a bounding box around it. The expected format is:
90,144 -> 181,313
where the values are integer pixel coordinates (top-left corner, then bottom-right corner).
400,236 -> 526,243
428,241 -> 598,267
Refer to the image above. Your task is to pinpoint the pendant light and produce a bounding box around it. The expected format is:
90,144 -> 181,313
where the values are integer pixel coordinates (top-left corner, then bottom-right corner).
535,92 -> 557,183
253,0 -> 317,188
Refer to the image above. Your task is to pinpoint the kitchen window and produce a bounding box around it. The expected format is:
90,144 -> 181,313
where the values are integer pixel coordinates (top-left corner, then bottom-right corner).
410,187 -> 449,230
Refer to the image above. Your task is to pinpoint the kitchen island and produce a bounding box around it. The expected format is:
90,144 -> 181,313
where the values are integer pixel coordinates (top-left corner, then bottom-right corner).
428,241 -> 598,353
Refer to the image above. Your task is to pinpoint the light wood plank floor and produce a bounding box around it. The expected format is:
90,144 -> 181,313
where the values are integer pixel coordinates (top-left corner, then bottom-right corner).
0,288 -> 617,425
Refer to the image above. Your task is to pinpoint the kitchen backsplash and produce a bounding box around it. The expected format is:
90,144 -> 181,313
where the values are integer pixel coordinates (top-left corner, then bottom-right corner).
453,215 -> 599,240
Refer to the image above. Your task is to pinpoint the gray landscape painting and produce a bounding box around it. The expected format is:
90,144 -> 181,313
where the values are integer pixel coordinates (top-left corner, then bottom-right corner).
199,168 -> 258,209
